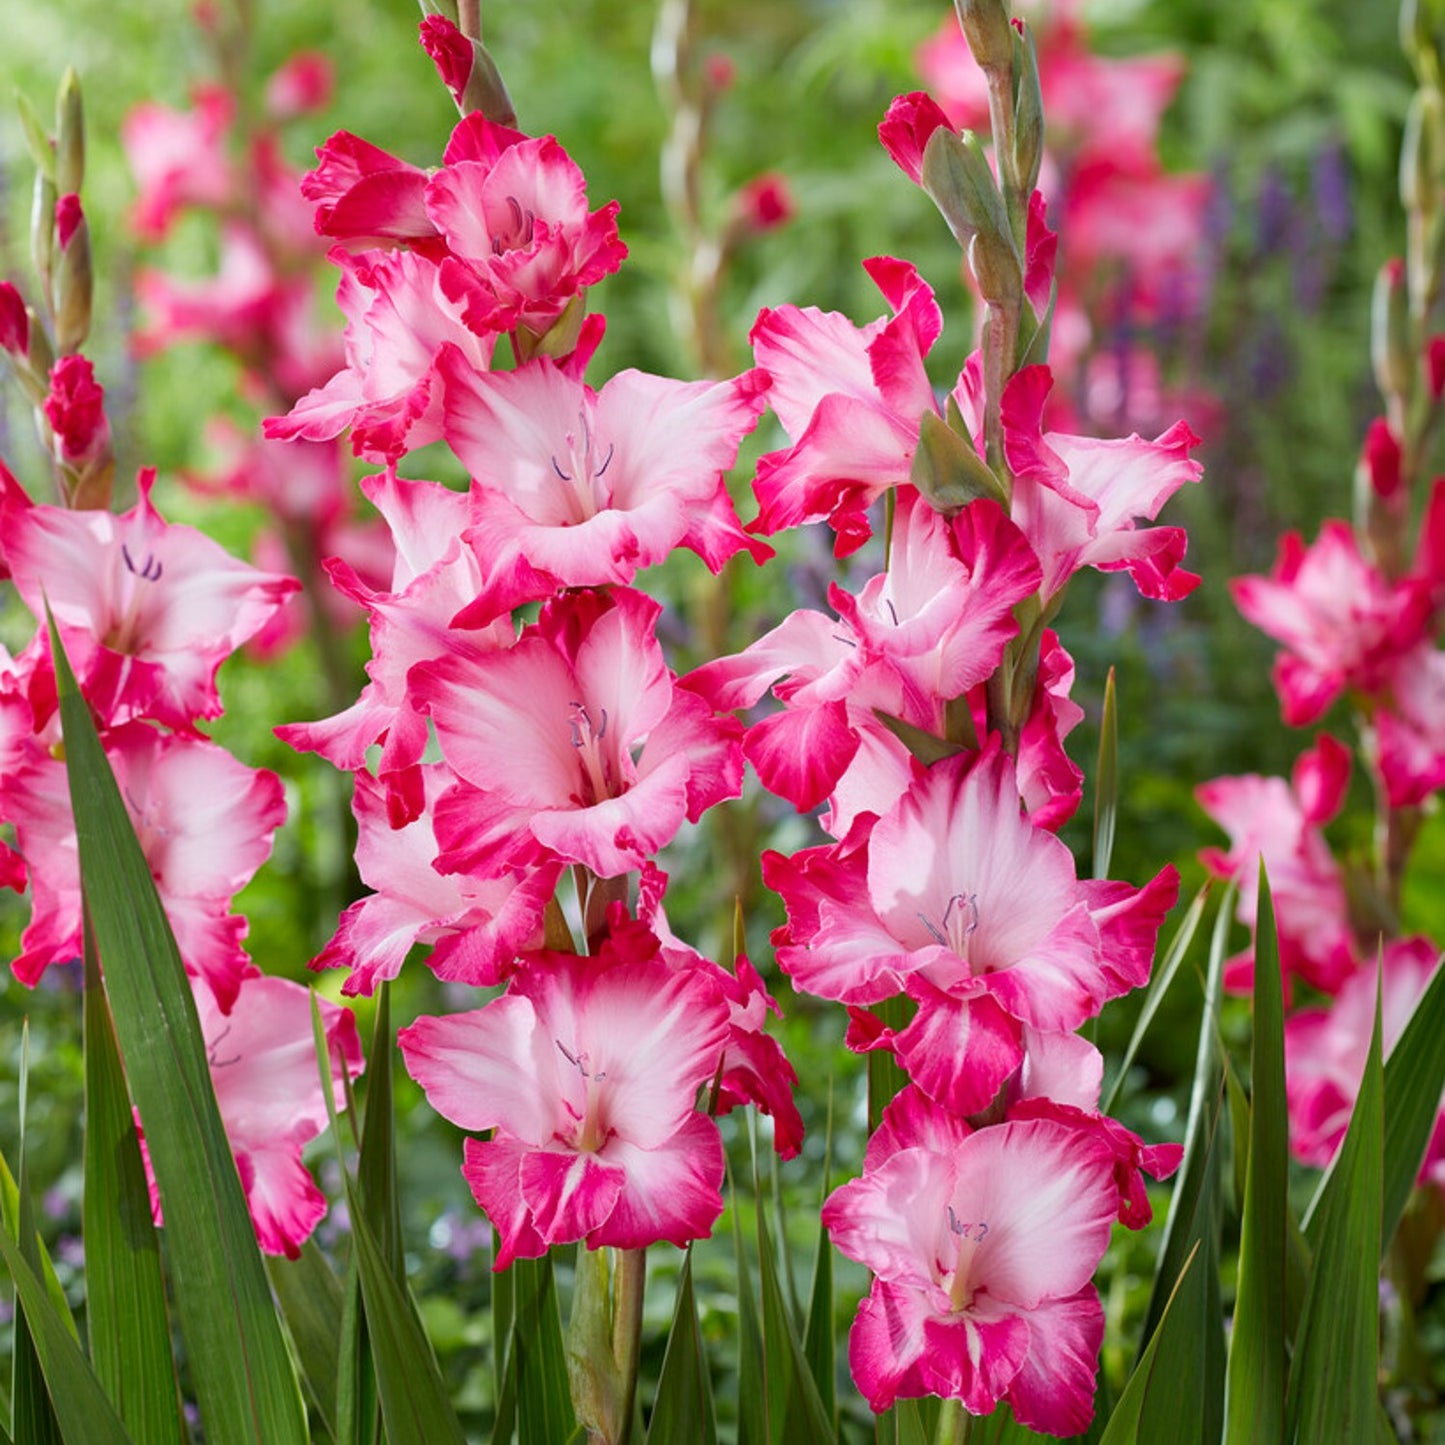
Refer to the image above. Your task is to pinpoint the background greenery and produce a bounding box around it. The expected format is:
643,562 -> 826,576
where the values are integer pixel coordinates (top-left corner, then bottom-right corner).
2,0 -> 1444,1438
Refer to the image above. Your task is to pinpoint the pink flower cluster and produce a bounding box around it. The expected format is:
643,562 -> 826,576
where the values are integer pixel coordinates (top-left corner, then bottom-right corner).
275,20 -> 802,1268
671,43 -> 1196,1430
914,0 -> 1214,436
122,56 -> 388,655
0,465 -> 359,1258
1197,259 -> 1445,1182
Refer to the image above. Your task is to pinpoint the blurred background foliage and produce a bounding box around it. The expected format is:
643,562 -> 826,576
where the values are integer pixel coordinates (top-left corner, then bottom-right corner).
2,0 -> 1445,1437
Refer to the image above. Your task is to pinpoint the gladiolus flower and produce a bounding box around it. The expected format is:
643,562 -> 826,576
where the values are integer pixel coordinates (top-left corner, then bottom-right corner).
400,930 -> 730,1267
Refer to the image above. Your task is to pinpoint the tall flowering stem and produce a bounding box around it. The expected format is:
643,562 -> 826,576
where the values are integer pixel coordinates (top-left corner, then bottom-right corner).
692,0 -> 1198,1428
1197,0 -> 1445,1408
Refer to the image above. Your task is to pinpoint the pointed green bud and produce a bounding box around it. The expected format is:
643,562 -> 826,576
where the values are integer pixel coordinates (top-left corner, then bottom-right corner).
871,708 -> 967,768
911,409 -> 1009,513
529,292 -> 587,361
1371,259 -> 1413,403
953,0 -> 1014,74
30,172 -> 56,292
1402,0 -> 1445,79
417,0 -> 460,23
463,41 -> 517,128
1401,86 -> 1444,217
24,306 -> 53,377
55,69 -> 84,198
15,90 -> 55,182
54,214 -> 92,354
920,126 -> 1014,256
969,228 -> 1022,307
1011,26 -> 1044,195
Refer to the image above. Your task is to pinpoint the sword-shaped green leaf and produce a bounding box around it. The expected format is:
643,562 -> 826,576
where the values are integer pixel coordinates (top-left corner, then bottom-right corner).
81,920 -> 186,1443
52,617 -> 307,1445
1223,868 -> 1287,1445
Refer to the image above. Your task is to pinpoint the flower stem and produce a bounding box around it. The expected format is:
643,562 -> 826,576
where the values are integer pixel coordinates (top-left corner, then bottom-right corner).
611,1248 -> 646,1445
934,1398 -> 972,1445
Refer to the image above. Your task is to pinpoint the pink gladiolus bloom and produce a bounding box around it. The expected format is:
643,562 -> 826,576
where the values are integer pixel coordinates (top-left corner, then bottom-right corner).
5,723 -> 284,1011
765,741 -> 1178,1112
1002,365 -> 1202,603
278,469 -> 515,826
634,879 -> 805,1159
304,130 -> 438,248
122,85 -> 235,240
1286,937 -> 1444,1186
1376,643 -> 1445,806
265,247 -> 493,461
3,471 -> 299,733
823,1087 -> 1121,1431
425,112 -> 628,338
439,352 -> 771,625
265,52 -> 334,119
399,932 -> 730,1267
748,256 -> 943,552
415,587 -> 742,879
314,764 -> 558,996
1233,521 -> 1434,726
688,491 -> 1040,836
1196,734 -> 1356,994
187,973 -> 361,1257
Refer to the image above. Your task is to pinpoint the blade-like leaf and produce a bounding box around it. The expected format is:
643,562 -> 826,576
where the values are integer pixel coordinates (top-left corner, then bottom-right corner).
1223,867 -> 1288,1445
0,1165 -> 133,1445
1092,667 -> 1118,881
310,997 -> 467,1445
1099,1245 -> 1201,1445
645,1248 -> 717,1445
52,618 -> 307,1445
268,1241 -> 345,1443
801,1218 -> 835,1424
510,1255 -> 577,1445
356,986 -> 402,1277
0,1152 -> 71,1331
731,1193 -> 767,1445
1305,946 -> 1445,1254
1286,971 -> 1384,1442
351,1206 -> 467,1445
81,918 -> 186,1444
1127,885 -> 1226,1445
756,1200 -> 834,1443
12,1031 -> 64,1445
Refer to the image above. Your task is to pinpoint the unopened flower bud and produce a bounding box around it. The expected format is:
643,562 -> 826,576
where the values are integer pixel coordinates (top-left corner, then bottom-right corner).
734,172 -> 794,233
53,200 -> 92,354
921,127 -> 1014,258
954,0 -> 1014,74
879,91 -> 953,188
969,228 -> 1022,307
1429,334 -> 1445,397
1011,26 -> 1044,194
44,353 -> 109,467
911,408 -> 1008,513
0,283 -> 28,357
1401,86 -> 1445,217
31,172 -> 56,289
704,53 -> 736,93
1357,417 -> 1403,501
265,53 -> 334,118
55,68 -> 84,198
419,16 -> 517,126
1371,258 -> 1413,402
